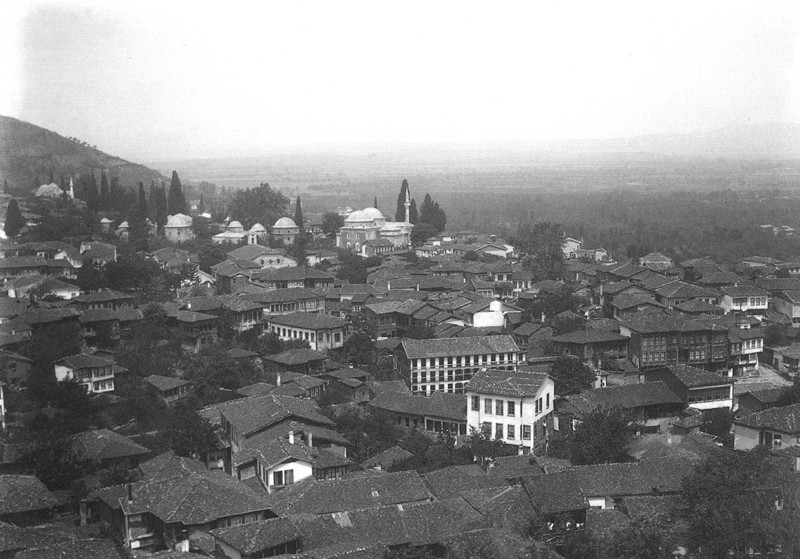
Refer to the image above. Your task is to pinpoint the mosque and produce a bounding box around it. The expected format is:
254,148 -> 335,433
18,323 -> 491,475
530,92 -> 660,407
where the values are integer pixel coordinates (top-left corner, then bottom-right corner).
336,186 -> 413,255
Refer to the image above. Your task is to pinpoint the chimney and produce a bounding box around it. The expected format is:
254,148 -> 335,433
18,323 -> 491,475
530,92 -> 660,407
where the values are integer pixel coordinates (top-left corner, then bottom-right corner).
187,301 -> 192,310
126,483 -> 134,503
307,431 -> 313,447
541,312 -> 546,323
289,430 -> 294,445
276,373 -> 281,387
795,456 -> 800,473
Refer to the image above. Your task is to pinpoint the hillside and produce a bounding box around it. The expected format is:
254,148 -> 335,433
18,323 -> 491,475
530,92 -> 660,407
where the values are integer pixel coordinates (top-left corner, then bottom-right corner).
0,115 -> 166,192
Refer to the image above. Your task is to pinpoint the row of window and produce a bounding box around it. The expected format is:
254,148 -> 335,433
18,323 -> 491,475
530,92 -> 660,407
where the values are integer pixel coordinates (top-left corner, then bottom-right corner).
687,386 -> 731,403
410,354 -> 517,369
731,297 -> 768,307
480,422 -> 532,440
412,383 -> 465,395
271,326 -> 341,344
412,370 -> 481,384
470,394 -> 551,416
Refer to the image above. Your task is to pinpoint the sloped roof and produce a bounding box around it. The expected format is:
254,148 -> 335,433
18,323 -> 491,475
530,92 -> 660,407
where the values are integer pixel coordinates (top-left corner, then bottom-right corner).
660,364 -> 733,388
265,348 -> 327,365
523,471 -> 588,515
244,421 -> 351,447
212,517 -> 299,555
550,329 -> 628,344
269,312 -> 348,330
422,465 -> 508,499
56,353 -> 114,370
674,299 -> 723,313
0,475 -> 58,515
562,382 -> 683,418
139,451 -> 208,480
74,289 -> 133,303
145,375 -> 190,392
735,403 -> 800,434
569,462 -> 652,497
655,281 -> 717,299
265,470 -> 432,515
720,284 -> 769,298
361,446 -> 413,469
465,369 -> 549,398
368,391 -> 466,422
401,335 -> 519,359
200,395 -> 333,436
69,429 -> 149,462
14,539 -> 122,558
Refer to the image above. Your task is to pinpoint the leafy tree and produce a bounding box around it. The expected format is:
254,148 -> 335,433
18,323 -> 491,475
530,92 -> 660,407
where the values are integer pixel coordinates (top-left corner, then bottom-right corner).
680,448 -> 777,558
395,179 -> 409,222
549,356 -> 594,396
227,182 -> 289,229
410,222 -> 438,246
76,263 -> 109,291
294,196 -> 304,232
569,406 -> 637,465
165,400 -> 219,458
325,406 -> 403,463
777,375 -> 800,406
515,222 -> 565,280
25,322 -> 83,365
551,313 -> 586,336
168,170 -> 187,215
4,198 -> 25,237
418,193 -> 446,232
469,426 -> 517,466
98,463 -> 141,488
606,515 -> 675,559
322,212 -> 344,237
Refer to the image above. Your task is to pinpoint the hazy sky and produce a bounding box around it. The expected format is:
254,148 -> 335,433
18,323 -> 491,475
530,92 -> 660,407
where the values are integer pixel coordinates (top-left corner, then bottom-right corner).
1,1 -> 799,161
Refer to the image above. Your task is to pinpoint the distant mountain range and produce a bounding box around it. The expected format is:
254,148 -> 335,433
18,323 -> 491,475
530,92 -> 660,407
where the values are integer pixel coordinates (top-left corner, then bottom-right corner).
0,115 -> 165,192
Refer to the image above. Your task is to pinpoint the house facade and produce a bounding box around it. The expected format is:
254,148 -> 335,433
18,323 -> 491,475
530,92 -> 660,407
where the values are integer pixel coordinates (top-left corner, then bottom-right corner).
465,369 -> 555,455
733,403 -> 800,451
399,335 -> 524,395
54,353 -> 117,393
267,312 -> 348,351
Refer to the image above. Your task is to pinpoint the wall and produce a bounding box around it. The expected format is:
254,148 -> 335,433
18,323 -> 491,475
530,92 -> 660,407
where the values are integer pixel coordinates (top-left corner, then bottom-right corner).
733,424 -> 761,450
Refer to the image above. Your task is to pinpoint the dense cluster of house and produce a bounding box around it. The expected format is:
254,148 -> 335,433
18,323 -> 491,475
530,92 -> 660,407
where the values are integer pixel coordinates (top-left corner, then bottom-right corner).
5,198 -> 800,557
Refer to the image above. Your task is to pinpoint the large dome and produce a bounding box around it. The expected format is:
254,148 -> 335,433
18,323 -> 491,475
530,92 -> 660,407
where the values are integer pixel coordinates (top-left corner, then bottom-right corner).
228,220 -> 244,230
361,207 -> 385,221
273,217 -> 298,228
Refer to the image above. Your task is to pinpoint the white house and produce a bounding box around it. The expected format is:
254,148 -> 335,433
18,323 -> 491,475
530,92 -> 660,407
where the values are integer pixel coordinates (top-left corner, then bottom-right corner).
267,312 -> 348,351
465,368 -> 555,455
733,403 -> 800,451
54,353 -> 117,393
719,284 -> 769,317
164,214 -> 194,242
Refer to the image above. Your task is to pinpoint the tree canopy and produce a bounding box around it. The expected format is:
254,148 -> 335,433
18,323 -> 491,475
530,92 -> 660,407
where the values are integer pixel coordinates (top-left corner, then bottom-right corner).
321,212 -> 344,238
568,406 -> 637,465
4,198 -> 25,237
418,193 -> 446,232
168,170 -> 187,215
549,356 -> 595,396
395,179 -> 409,222
515,222 -> 565,280
227,182 -> 289,230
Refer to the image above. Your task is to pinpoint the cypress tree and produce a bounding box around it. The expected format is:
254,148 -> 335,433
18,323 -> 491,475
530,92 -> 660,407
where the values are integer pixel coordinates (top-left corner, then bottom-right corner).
168,171 -> 186,215
294,196 -> 304,232
100,170 -> 109,207
409,198 -> 418,224
137,182 -> 148,219
198,193 -> 205,214
86,169 -> 99,211
148,181 -> 159,222
395,179 -> 408,222
156,183 -> 168,230
48,169 -> 54,184
374,196 -> 378,209
4,199 -> 25,238
3,179 -> 8,194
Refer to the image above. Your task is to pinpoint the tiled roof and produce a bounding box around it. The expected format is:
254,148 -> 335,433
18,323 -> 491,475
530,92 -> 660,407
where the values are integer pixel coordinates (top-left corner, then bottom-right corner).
265,470 -> 432,515
227,347 -> 259,359
739,387 -> 786,404
401,335 -> 519,359
523,471 -> 588,515
655,281 -> 717,299
241,288 -> 324,304
74,289 -> 133,303
569,463 -> 652,497
145,375 -> 190,392
735,403 -> 800,434
269,312 -> 348,330
251,266 -> 334,282
22,307 -> 80,325
550,329 -> 628,344
695,271 -> 744,286
586,508 -> 631,539
69,429 -> 150,462
674,299 -> 723,313
118,470 -> 269,524
138,451 -> 208,480
201,395 -> 333,436
619,309 -> 724,334
465,369 -> 549,398
175,310 -> 217,323
720,284 -> 769,298
361,446 -> 413,469
78,308 -> 119,323
366,380 -> 411,397
266,348 -> 327,365
423,465 -> 508,499
661,365 -> 732,388
0,475 -> 58,515
212,517 -> 299,555
486,455 -> 544,479
513,322 -> 546,337
14,539 -> 122,558
56,353 -> 114,370
236,382 -> 277,397
368,391 -> 466,422
245,421 -> 351,447
562,382 -> 683,418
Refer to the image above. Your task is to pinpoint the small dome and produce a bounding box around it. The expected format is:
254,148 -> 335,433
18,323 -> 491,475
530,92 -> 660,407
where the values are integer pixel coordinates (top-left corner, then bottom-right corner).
249,223 -> 267,233
100,218 -> 113,224
228,220 -> 244,231
118,221 -> 129,228
345,210 -> 370,223
166,213 -> 193,227
273,217 -> 298,228
361,207 -> 385,221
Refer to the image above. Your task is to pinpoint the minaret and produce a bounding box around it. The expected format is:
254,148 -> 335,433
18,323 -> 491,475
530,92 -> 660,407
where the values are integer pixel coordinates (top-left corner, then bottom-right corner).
68,178 -> 75,199
404,182 -> 411,225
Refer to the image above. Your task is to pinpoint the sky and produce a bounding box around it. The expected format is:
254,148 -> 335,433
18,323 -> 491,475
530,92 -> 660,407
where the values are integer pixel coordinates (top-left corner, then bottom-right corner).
1,1 -> 799,161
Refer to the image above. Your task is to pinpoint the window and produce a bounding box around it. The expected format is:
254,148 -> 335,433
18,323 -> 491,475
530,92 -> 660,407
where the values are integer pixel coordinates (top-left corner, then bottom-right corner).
481,422 -> 491,435
546,393 -> 550,409
484,398 -> 492,414
507,401 -> 515,416
495,423 -> 503,440
495,400 -> 504,415
522,425 -> 531,440
471,396 -> 480,411
507,425 -> 515,439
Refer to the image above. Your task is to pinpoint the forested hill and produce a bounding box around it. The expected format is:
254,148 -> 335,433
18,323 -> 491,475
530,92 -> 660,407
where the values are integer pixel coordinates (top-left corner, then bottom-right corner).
0,115 -> 165,192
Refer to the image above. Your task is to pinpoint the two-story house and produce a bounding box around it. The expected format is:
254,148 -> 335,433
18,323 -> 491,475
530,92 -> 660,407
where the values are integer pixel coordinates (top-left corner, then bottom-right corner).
465,369 -> 555,455
549,329 -> 629,361
241,288 -> 325,318
773,291 -> 800,326
54,353 -> 119,393
267,312 -> 348,351
641,364 -> 734,410
249,267 -> 334,291
175,310 -> 218,353
719,284 -> 769,317
728,327 -> 764,376
398,335 -> 524,395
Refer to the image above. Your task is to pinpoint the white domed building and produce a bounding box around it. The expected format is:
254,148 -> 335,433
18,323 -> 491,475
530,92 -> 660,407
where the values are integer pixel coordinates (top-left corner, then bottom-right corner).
212,219 -> 249,245
336,190 -> 413,256
271,217 -> 300,245
165,213 -> 195,242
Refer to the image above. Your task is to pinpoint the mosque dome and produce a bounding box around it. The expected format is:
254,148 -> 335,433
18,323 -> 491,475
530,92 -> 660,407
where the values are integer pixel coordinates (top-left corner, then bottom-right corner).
249,223 -> 267,233
345,210 -> 370,223
361,207 -> 385,221
228,220 -> 244,231
273,217 -> 298,229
